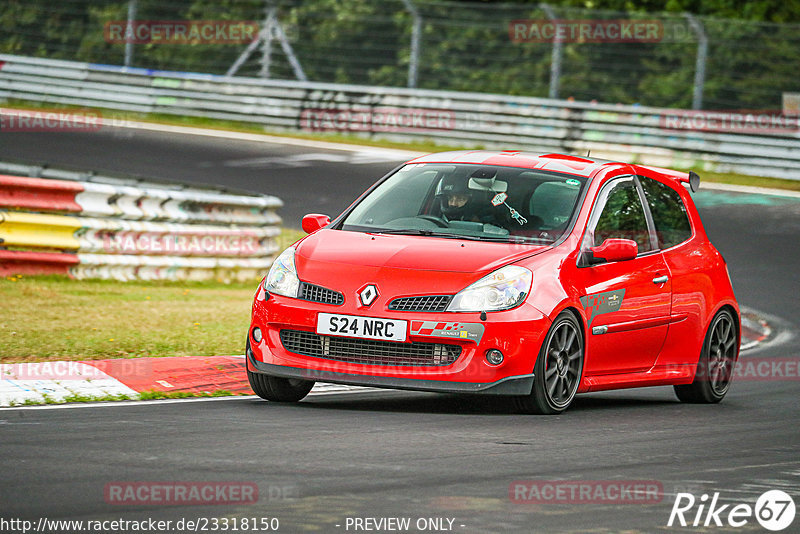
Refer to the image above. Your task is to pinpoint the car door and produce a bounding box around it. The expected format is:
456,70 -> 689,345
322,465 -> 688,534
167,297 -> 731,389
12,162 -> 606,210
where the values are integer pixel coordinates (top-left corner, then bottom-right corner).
575,176 -> 672,375
638,174 -> 705,370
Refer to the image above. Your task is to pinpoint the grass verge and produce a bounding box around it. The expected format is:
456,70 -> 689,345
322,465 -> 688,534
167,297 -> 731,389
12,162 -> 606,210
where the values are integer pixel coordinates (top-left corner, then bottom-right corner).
0,228 -> 305,363
0,275 -> 255,362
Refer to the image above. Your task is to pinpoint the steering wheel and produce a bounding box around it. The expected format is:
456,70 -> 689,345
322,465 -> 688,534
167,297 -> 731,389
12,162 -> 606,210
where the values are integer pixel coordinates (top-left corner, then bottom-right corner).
416,215 -> 449,228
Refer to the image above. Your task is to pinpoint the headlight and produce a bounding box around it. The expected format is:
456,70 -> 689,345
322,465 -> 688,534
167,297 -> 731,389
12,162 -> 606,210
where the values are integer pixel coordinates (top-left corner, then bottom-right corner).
264,246 -> 300,298
447,265 -> 532,312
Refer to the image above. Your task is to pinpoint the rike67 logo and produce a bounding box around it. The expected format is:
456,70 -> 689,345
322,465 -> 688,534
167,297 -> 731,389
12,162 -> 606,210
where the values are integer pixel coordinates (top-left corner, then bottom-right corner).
668,490 -> 795,531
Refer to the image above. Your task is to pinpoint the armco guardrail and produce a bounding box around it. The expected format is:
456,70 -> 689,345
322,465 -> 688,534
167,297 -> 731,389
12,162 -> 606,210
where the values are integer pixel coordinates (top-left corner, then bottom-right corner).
0,162 -> 283,281
1,54 -> 799,180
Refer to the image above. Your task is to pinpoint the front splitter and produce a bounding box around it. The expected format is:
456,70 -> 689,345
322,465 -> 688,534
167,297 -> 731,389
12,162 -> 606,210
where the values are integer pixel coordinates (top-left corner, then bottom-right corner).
246,349 -> 534,396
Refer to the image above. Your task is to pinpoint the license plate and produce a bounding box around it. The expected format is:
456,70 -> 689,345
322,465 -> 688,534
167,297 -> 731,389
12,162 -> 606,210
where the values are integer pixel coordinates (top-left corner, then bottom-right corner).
316,313 -> 407,342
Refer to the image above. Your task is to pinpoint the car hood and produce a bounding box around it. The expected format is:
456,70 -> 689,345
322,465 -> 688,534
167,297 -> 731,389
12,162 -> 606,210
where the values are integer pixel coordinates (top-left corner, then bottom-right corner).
295,229 -> 549,274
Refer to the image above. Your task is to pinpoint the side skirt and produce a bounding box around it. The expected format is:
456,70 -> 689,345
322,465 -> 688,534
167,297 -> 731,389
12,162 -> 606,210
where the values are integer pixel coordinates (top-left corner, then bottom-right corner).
579,364 -> 695,393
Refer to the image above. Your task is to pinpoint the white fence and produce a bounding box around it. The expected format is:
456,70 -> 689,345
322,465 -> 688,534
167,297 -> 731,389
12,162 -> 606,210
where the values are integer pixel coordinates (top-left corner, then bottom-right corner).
1,54 -> 799,180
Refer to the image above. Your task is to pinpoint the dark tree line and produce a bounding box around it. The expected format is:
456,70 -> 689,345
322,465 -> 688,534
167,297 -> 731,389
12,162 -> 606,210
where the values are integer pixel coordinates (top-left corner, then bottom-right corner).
1,0 -> 797,110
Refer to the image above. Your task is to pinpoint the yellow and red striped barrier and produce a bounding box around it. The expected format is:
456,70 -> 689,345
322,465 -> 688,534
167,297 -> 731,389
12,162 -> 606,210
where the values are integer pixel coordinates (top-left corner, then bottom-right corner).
0,170 -> 283,281
0,175 -> 83,212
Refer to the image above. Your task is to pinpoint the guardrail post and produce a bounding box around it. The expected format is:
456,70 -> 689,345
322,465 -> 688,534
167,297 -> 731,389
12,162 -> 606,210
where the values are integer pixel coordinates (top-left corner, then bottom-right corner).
124,0 -> 138,69
279,27 -> 308,82
259,1 -> 277,78
685,13 -> 707,110
540,3 -> 563,100
226,1 -> 306,81
401,0 -> 422,88
227,29 -> 263,77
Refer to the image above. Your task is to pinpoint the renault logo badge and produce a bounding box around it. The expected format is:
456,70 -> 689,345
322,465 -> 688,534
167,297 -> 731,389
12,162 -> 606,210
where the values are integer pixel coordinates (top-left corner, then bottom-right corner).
358,284 -> 379,307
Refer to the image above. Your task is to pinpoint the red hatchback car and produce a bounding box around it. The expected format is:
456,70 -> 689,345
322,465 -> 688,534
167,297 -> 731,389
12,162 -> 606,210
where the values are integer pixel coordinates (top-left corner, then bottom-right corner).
246,151 -> 740,414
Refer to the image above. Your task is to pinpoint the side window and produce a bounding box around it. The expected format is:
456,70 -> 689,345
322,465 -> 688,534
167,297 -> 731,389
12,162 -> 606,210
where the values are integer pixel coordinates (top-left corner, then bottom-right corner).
639,176 -> 692,249
592,179 -> 652,254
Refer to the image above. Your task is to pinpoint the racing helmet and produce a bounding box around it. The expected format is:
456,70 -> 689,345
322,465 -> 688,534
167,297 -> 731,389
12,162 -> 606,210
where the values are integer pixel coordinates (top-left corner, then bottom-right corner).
437,174 -> 473,219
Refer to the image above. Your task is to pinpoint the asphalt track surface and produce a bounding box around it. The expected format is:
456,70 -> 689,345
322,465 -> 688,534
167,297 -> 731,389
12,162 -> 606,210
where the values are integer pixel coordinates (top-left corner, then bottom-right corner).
1,127 -> 799,533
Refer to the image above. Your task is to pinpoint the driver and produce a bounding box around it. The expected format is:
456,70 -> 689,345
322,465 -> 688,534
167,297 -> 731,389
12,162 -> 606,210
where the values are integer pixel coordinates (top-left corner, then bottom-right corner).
438,174 -> 478,221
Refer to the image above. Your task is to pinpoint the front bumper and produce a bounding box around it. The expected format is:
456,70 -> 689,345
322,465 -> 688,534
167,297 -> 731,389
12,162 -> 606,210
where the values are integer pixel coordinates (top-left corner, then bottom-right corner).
247,289 -> 551,397
247,347 -> 534,395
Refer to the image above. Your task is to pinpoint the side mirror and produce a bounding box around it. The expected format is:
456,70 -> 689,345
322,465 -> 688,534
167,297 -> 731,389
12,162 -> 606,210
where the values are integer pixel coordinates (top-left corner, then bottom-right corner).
587,238 -> 638,265
301,213 -> 331,234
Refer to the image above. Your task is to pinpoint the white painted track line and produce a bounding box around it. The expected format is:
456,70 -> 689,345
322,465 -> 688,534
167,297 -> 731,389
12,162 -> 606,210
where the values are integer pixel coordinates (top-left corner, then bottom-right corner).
0,385 -> 387,411
105,118 -> 426,159
700,181 -> 800,199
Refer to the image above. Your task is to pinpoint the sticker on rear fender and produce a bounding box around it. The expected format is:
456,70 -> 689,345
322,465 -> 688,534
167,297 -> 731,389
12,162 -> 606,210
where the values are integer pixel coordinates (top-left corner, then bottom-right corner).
317,313 -> 407,342
410,321 -> 485,343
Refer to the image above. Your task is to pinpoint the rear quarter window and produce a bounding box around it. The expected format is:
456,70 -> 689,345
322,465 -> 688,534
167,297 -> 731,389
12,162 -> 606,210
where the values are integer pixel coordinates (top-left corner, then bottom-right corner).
639,176 -> 693,249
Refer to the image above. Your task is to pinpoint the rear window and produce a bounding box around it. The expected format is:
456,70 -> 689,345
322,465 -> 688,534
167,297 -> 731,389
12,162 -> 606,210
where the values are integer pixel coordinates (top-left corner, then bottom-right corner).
639,176 -> 692,249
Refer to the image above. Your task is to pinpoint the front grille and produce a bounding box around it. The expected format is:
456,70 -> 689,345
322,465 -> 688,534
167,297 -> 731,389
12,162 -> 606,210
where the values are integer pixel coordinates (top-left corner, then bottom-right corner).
299,282 -> 344,305
280,330 -> 461,366
388,295 -> 453,312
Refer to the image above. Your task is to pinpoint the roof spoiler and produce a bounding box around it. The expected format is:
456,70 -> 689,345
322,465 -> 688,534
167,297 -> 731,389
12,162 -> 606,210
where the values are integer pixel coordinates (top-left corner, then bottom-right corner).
679,171 -> 701,193
637,166 -> 700,193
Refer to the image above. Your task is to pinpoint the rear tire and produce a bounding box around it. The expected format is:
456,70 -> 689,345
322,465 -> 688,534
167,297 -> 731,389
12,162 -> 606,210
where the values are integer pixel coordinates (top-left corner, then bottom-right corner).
516,312 -> 584,415
247,370 -> 314,402
674,309 -> 738,404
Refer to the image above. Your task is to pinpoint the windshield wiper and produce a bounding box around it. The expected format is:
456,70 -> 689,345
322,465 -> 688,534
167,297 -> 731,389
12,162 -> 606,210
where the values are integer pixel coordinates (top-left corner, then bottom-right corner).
370,228 -> 461,238
370,228 -> 426,234
370,229 -> 544,244
473,235 -> 539,243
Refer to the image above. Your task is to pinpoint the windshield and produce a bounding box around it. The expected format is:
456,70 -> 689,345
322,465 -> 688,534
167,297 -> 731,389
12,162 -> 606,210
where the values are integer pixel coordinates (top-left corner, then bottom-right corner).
341,163 -> 588,243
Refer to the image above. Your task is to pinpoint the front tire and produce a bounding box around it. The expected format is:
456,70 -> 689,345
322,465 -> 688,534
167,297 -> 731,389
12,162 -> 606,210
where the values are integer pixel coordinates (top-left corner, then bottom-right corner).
247,370 -> 314,402
674,308 -> 738,404
516,312 -> 584,414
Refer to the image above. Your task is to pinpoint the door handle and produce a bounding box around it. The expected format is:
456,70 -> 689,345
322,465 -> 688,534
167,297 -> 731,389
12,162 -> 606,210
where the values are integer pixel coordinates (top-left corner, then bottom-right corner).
652,275 -> 669,284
